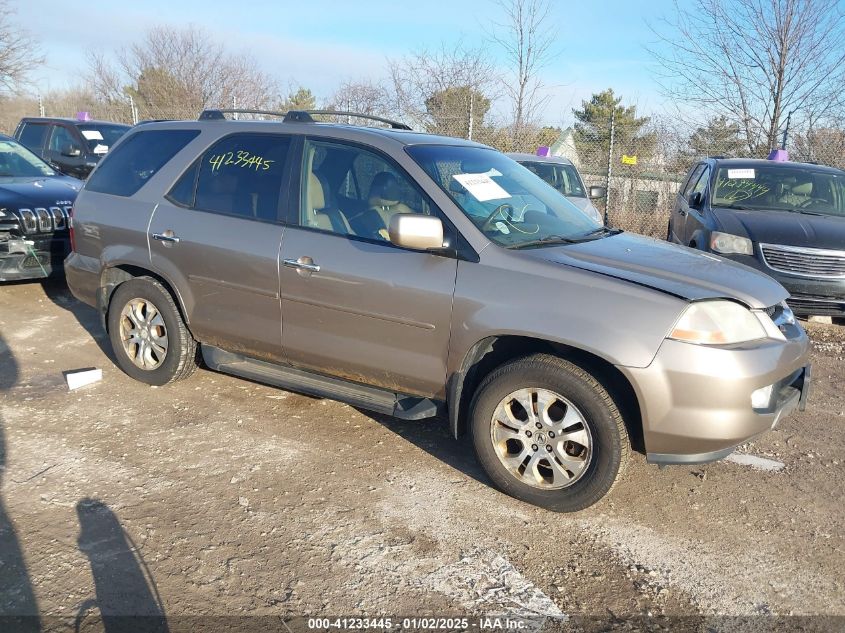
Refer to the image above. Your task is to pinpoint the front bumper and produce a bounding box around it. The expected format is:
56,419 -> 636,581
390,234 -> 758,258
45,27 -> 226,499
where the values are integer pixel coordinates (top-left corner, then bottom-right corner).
0,235 -> 69,281
618,325 -> 811,464
715,251 -> 845,317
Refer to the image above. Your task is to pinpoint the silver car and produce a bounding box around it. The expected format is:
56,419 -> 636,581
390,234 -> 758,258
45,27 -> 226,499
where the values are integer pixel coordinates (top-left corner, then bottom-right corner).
65,109 -> 811,512
508,152 -> 605,224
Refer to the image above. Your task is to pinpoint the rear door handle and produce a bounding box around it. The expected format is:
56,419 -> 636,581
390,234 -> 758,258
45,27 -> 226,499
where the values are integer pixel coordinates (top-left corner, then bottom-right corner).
283,257 -> 320,273
152,232 -> 180,244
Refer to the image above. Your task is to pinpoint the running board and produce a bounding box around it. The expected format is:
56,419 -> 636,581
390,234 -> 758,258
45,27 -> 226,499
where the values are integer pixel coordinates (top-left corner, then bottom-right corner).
201,345 -> 439,421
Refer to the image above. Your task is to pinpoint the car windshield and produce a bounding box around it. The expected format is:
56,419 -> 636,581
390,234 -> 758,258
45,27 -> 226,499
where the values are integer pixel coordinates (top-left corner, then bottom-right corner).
77,124 -> 130,153
0,139 -> 56,177
711,164 -> 845,217
406,145 -> 601,249
519,160 -> 586,197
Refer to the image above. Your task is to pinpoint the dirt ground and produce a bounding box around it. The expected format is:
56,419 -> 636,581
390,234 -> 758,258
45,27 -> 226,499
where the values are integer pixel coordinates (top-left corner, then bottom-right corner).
1,279 -> 844,633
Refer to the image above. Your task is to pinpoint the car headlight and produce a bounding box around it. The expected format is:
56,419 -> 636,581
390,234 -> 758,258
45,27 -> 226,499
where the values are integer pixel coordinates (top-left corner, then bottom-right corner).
710,231 -> 753,255
669,300 -> 768,345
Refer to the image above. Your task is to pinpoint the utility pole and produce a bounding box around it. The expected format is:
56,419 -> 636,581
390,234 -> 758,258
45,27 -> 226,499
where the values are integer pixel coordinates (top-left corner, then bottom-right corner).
604,109 -> 616,226
38,94 -> 45,117
128,94 -> 138,125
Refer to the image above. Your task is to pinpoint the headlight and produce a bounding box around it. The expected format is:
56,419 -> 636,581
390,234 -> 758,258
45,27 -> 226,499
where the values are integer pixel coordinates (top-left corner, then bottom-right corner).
710,231 -> 753,255
669,300 -> 768,345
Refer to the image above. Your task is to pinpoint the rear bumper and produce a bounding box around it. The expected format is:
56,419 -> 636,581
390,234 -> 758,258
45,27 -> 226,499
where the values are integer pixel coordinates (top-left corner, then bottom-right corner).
0,236 -> 69,282
63,251 -> 100,307
619,328 -> 811,464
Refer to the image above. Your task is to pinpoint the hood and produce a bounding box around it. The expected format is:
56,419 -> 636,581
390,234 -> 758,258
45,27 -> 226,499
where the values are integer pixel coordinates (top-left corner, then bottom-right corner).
712,207 -> 845,250
523,232 -> 788,309
0,176 -> 82,208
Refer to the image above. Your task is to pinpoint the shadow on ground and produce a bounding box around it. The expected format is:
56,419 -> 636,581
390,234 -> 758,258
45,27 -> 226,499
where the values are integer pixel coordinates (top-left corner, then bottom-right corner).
75,498 -> 169,633
0,330 -> 41,632
40,278 -> 113,361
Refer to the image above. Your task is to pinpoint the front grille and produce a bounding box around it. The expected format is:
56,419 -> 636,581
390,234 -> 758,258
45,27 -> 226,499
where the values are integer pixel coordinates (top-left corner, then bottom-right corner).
50,206 -> 66,230
787,294 -> 845,317
20,209 -> 37,232
761,243 -> 845,278
35,208 -> 52,232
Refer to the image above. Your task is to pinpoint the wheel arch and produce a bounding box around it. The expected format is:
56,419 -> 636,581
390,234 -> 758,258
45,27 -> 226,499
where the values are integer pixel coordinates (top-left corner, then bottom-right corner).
447,335 -> 643,453
98,264 -> 190,333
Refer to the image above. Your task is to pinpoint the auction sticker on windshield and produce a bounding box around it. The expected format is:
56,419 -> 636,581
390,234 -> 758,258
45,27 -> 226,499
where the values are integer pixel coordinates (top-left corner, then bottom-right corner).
727,168 -> 755,179
452,173 -> 511,202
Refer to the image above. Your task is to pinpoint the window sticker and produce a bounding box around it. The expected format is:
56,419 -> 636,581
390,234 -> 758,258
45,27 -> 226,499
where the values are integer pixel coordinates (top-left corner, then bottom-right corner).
208,150 -> 274,172
452,173 -> 511,202
727,168 -> 755,179
81,130 -> 104,141
93,144 -> 109,154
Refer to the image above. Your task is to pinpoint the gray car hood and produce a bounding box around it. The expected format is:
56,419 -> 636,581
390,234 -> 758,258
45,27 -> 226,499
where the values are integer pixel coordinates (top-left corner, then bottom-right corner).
526,232 -> 788,308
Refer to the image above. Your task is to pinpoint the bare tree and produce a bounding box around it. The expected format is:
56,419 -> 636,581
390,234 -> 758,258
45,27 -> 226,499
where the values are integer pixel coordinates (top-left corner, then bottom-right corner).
327,79 -> 393,117
488,0 -> 557,135
388,43 -> 498,133
0,0 -> 43,93
650,0 -> 845,155
87,25 -> 279,118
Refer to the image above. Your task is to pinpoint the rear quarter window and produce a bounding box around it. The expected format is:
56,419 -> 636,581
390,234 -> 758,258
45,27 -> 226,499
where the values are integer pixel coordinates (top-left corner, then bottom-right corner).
17,123 -> 49,152
85,129 -> 200,197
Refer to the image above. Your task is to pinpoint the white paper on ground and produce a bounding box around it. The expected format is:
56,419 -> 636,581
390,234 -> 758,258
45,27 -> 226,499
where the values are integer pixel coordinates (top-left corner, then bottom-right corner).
81,130 -> 104,141
724,453 -> 785,472
452,173 -> 511,202
727,168 -> 755,179
66,368 -> 102,390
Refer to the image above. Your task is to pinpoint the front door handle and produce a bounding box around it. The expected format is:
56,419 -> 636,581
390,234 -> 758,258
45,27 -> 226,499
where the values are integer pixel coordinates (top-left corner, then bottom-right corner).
283,257 -> 321,273
152,231 -> 180,244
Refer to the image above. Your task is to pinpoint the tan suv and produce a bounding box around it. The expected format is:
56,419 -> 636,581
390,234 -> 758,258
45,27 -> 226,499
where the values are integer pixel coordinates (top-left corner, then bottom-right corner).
65,109 -> 811,511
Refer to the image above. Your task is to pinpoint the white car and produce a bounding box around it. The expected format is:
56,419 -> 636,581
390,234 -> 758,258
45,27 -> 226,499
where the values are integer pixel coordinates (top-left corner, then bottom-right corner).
508,153 -> 605,224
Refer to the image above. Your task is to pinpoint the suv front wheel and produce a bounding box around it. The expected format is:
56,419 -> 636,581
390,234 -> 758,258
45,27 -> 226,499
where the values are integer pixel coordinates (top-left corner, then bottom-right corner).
107,277 -> 199,386
470,354 -> 628,512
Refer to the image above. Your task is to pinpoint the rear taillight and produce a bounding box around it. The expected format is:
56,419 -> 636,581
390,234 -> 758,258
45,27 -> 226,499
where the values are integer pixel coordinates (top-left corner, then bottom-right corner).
68,206 -> 76,252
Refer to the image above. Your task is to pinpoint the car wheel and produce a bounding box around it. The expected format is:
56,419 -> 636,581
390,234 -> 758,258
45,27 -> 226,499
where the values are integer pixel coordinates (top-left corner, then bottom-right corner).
107,276 -> 199,386
469,353 -> 629,512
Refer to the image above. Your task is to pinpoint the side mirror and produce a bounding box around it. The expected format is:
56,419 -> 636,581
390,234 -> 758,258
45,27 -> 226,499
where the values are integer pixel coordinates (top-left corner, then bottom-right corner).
589,185 -> 607,199
388,214 -> 444,250
61,143 -> 82,157
689,191 -> 703,209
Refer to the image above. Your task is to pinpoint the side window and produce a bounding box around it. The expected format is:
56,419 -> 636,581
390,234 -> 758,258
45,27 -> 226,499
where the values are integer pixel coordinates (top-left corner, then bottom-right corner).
48,125 -> 76,153
167,161 -> 199,207
86,129 -> 200,197
300,139 -> 432,241
690,167 -> 710,198
17,123 -> 48,152
682,164 -> 706,198
192,133 -> 291,222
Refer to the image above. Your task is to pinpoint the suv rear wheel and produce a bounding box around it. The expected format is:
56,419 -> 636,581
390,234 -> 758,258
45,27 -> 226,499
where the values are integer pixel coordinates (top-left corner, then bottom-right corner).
470,353 -> 628,512
107,277 -> 199,386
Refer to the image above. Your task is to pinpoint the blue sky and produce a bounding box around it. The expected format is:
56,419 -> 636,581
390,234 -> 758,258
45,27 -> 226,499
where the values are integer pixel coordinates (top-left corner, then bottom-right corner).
19,0 -> 687,125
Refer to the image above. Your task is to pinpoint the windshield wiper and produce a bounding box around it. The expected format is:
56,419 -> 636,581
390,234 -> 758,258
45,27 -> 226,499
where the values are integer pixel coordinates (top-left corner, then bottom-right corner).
507,235 -> 579,249
713,203 -> 755,210
575,225 -> 623,240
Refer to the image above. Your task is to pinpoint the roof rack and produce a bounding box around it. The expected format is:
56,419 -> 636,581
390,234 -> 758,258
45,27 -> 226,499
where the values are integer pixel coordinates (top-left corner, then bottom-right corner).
197,108 -> 412,130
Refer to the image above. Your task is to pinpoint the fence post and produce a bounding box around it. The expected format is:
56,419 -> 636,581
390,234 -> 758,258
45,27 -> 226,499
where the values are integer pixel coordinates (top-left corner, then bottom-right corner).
604,109 -> 615,225
468,92 -> 474,141
38,94 -> 45,117
128,94 -> 138,125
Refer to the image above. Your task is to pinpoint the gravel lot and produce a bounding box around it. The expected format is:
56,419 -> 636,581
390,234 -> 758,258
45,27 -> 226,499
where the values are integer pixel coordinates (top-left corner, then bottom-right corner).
1,279 -> 844,632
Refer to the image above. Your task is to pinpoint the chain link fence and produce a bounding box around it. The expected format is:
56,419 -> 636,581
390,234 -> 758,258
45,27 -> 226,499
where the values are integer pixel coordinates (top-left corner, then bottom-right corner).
4,93 -> 844,239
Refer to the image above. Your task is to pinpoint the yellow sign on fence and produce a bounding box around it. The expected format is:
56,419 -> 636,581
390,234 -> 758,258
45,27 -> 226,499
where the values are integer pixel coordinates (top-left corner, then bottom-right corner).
621,154 -> 638,165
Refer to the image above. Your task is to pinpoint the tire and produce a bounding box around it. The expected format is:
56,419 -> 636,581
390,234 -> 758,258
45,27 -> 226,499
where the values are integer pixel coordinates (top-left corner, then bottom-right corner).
107,276 -> 199,386
469,353 -> 629,512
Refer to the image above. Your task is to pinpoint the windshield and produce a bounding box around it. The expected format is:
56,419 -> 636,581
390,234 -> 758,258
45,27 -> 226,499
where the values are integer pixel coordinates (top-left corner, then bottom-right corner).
77,124 -> 130,153
0,139 -> 56,177
407,145 -> 600,248
519,160 -> 586,197
711,165 -> 845,217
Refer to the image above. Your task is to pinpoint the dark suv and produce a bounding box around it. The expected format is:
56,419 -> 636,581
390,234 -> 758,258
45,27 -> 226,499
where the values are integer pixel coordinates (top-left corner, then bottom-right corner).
15,117 -> 131,179
65,110 -> 810,512
669,158 -> 845,319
